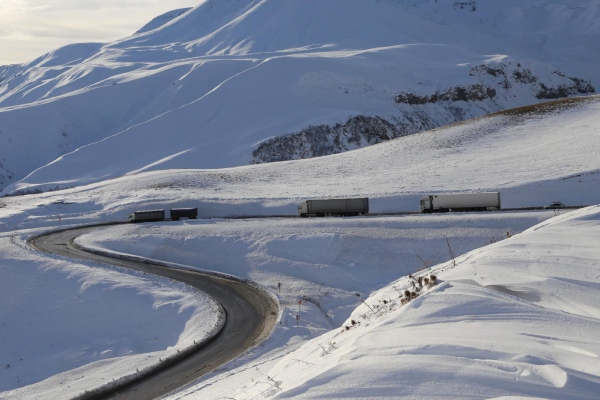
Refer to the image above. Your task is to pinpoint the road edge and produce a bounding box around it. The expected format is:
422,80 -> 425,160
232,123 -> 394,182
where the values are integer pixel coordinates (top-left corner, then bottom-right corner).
28,224 -> 280,400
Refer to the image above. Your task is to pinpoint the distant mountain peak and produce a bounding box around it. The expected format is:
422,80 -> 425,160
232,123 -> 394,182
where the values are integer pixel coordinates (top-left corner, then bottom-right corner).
135,7 -> 193,34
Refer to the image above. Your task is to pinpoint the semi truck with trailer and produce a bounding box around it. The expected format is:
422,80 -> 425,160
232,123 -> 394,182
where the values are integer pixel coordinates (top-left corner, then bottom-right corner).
298,198 -> 369,217
128,209 -> 166,223
420,192 -> 501,213
170,208 -> 198,220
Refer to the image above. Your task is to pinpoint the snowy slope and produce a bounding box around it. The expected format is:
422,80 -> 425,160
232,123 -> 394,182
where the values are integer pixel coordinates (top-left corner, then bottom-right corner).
0,227 -> 223,398
135,8 -> 192,35
1,0 -> 599,193
382,0 -> 600,79
1,95 -> 599,399
224,205 -> 600,399
2,95 -> 600,224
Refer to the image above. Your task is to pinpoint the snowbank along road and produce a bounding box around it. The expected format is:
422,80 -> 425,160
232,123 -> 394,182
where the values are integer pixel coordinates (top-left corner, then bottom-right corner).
30,224 -> 280,400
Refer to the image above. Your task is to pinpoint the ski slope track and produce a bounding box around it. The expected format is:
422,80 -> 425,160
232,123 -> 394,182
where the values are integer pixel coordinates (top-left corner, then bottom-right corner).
30,225 -> 279,400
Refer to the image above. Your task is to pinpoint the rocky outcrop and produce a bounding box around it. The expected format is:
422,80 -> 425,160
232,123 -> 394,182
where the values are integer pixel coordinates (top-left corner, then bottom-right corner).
396,63 -> 595,106
251,61 -> 595,165
536,78 -> 596,99
395,84 -> 496,105
469,62 -> 595,100
252,116 -> 408,164
453,1 -> 478,12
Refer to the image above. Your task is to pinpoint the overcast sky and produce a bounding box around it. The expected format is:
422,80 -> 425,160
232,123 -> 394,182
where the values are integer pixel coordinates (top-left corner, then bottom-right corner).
0,0 -> 197,65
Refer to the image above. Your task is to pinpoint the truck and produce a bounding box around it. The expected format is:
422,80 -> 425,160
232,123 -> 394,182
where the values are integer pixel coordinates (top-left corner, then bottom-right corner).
298,198 -> 369,217
170,208 -> 198,221
128,209 -> 165,223
419,192 -> 501,213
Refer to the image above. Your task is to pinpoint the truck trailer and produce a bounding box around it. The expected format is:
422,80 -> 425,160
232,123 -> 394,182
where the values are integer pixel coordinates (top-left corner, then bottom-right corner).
298,198 -> 369,217
170,208 -> 198,221
128,209 -> 165,223
420,192 -> 500,213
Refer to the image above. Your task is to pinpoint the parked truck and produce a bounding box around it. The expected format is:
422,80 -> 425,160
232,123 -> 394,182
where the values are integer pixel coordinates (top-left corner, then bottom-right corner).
128,209 -> 165,223
170,207 -> 198,221
419,192 -> 500,213
298,198 -> 369,217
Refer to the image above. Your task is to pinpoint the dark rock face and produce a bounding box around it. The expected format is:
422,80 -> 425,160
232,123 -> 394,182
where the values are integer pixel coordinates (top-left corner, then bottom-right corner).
470,62 -> 595,100
454,1 -> 478,12
512,68 -> 537,85
251,62 -> 595,165
570,77 -> 596,94
536,77 -> 596,100
251,115 -> 409,164
395,84 -> 496,105
397,63 -> 595,106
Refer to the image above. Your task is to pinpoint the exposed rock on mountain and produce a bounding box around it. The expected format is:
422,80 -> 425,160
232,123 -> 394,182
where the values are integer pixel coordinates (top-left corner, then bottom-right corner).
1,0 -> 599,193
253,62 -> 594,164
252,116 -> 403,164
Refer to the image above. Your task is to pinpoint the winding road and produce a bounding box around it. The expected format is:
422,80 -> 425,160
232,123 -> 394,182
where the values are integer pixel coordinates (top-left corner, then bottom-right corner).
31,224 -> 279,400
27,207 -> 586,398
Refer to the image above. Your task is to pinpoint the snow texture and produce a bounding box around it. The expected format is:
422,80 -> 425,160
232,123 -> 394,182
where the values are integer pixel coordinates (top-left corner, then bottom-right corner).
0,94 -> 599,399
0,227 -> 223,399
1,1 -> 600,398
135,8 -> 193,35
1,0 -> 599,193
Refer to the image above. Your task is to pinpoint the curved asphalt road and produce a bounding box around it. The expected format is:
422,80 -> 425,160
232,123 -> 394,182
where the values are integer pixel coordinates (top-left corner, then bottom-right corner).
31,225 -> 279,400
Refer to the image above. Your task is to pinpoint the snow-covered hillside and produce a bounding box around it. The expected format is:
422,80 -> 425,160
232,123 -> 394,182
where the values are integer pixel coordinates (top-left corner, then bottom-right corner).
1,94 -> 599,399
135,8 -> 192,35
220,205 -> 600,399
1,0 -> 599,193
0,228 -> 223,398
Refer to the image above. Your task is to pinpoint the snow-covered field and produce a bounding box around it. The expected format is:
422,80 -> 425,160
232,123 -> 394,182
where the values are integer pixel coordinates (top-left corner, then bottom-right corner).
0,94 -> 599,398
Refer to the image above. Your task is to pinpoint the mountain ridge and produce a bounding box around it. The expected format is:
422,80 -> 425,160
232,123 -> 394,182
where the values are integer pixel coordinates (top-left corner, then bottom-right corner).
1,0 -> 599,194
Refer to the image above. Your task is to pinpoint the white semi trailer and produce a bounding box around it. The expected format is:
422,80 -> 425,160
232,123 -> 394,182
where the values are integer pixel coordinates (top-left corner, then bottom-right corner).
420,192 -> 500,213
298,198 -> 369,217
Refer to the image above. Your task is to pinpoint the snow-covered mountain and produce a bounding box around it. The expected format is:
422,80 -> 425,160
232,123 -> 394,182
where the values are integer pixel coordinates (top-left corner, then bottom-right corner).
1,0 -> 598,194
134,8 -> 193,35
